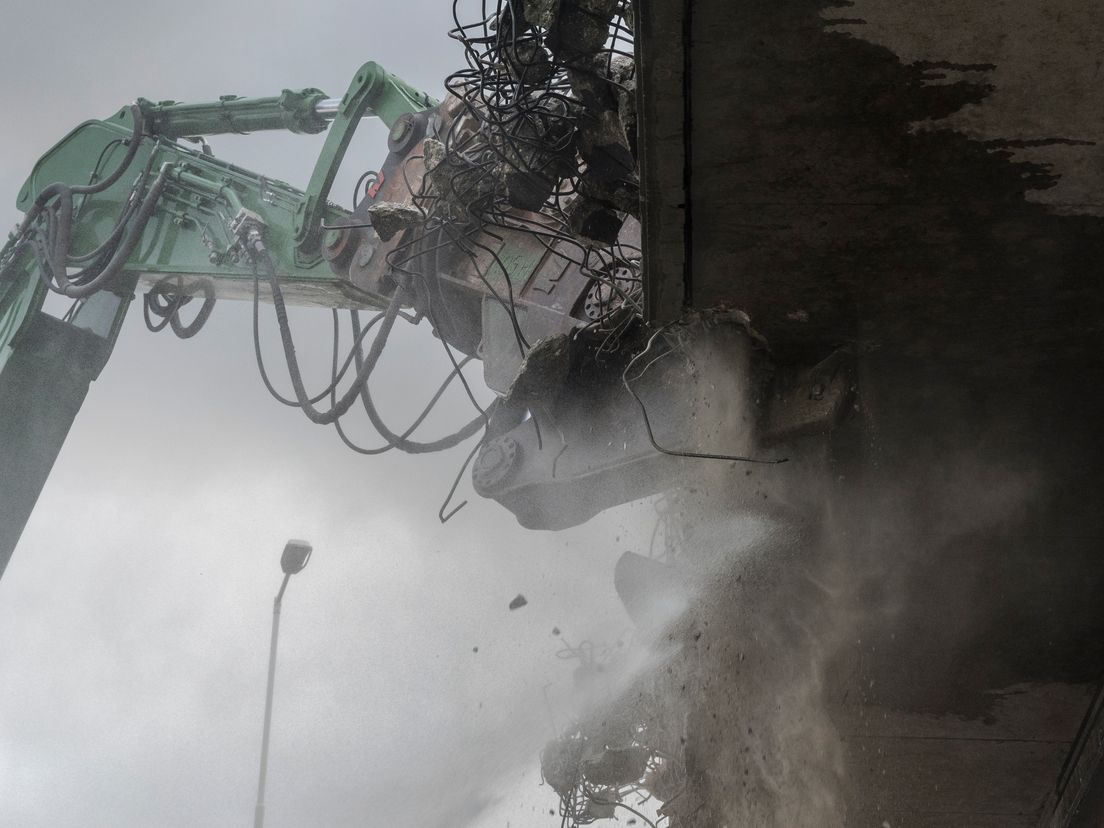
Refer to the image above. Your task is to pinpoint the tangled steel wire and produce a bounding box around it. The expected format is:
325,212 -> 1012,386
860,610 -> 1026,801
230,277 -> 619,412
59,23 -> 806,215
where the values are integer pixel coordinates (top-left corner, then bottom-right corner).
214,1 -> 644,522
90,2 -> 648,525
541,698 -> 676,827
434,0 -> 644,348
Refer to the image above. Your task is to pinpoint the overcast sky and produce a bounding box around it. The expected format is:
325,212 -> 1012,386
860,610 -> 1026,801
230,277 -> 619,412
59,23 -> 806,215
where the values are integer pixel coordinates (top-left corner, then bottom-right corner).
0,3 -> 657,826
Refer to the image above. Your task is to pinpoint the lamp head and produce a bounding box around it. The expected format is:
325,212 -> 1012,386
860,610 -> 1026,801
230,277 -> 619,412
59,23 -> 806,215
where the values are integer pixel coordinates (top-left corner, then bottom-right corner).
281,539 -> 313,575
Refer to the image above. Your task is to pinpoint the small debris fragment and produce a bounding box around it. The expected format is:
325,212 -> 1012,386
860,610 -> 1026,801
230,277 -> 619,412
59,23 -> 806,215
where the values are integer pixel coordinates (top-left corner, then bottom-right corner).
365,201 -> 422,241
423,137 -> 447,171
509,593 -> 528,610
544,0 -> 620,61
472,646 -> 479,653
552,626 -> 561,636
567,196 -> 623,245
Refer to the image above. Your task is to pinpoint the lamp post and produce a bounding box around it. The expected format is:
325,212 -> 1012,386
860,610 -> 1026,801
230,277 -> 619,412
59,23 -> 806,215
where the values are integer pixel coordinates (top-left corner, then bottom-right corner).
253,539 -> 312,828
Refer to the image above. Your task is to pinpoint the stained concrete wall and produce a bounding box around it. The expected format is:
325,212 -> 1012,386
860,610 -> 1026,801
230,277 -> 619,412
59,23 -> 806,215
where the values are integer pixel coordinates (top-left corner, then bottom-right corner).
635,2 -> 1104,825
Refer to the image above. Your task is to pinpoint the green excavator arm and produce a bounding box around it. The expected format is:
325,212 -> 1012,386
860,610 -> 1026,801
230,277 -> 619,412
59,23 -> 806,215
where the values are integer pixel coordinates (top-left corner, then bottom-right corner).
0,62 -> 436,577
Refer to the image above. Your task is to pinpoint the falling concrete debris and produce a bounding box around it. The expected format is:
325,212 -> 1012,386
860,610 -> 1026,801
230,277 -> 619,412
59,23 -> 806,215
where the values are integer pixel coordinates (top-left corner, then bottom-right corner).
364,201 -> 422,241
509,593 -> 528,610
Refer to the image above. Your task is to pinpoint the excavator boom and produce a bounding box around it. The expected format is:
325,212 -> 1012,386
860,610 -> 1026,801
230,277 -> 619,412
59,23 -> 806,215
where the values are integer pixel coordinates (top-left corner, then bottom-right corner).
0,63 -> 437,575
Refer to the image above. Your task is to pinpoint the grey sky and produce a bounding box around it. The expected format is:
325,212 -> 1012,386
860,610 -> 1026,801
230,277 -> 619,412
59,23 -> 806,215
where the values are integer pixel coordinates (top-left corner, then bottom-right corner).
0,3 -> 653,826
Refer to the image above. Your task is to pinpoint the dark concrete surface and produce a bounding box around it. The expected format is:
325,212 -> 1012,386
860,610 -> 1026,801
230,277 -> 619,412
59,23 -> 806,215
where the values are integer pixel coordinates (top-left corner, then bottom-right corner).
634,1 -> 1104,825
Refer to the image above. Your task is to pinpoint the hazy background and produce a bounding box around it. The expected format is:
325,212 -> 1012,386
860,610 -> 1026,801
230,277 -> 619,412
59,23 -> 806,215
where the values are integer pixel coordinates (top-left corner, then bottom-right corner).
0,2 -> 653,825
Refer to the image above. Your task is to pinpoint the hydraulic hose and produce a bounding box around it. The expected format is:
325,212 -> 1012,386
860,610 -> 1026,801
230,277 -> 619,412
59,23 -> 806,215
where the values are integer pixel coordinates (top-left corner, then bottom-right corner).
143,276 -> 217,339
252,243 -> 404,425
350,309 -> 490,453
64,143 -> 161,267
252,267 -> 390,409
6,106 -> 148,290
333,339 -> 478,456
16,104 -> 145,231
252,241 -> 489,451
39,163 -> 173,298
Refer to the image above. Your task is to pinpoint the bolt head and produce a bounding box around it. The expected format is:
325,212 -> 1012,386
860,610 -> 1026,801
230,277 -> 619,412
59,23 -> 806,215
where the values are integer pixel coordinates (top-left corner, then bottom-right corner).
472,436 -> 521,494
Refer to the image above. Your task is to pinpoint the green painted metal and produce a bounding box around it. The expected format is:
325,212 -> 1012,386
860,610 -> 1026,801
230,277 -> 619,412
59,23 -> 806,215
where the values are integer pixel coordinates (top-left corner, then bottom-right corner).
1,62 -> 438,379
3,61 -> 437,330
1,78 -> 408,373
0,246 -> 44,377
10,113 -> 375,307
1,60 -> 437,381
136,89 -> 330,139
493,237 -> 547,292
293,61 -> 438,257
0,61 -> 442,578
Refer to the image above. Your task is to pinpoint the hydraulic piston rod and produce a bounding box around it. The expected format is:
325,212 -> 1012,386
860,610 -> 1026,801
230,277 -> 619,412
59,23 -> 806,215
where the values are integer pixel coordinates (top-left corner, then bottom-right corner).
312,98 -> 344,119
135,65 -> 436,141
137,89 -> 334,139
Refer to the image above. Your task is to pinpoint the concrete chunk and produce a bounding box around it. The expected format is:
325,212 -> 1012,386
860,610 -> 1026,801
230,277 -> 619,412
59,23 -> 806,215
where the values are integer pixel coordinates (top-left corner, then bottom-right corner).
365,201 -> 422,242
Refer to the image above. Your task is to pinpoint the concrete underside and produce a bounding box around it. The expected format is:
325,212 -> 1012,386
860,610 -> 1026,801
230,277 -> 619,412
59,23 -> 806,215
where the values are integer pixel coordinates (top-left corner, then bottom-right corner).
634,1 -> 1104,825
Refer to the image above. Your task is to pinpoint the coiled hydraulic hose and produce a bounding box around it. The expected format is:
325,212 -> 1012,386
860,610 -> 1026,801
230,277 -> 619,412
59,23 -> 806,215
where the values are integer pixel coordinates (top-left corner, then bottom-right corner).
252,241 -> 489,451
251,242 -> 406,425
143,276 -> 217,339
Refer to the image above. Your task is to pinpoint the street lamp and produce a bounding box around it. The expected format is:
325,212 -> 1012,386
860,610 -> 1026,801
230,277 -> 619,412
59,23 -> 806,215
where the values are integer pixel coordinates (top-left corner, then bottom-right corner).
253,539 -> 312,828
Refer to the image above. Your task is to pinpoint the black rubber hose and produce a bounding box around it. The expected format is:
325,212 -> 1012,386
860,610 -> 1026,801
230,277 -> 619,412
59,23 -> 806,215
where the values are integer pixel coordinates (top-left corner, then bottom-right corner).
253,244 -> 404,425
144,277 -> 217,339
333,333 -> 479,456
2,106 -> 151,298
69,106 -> 147,196
143,285 -> 179,332
168,281 -> 216,339
251,266 -> 387,408
10,105 -> 146,269
349,309 -> 490,453
254,244 -> 489,451
65,142 -> 160,267
43,164 -> 172,298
